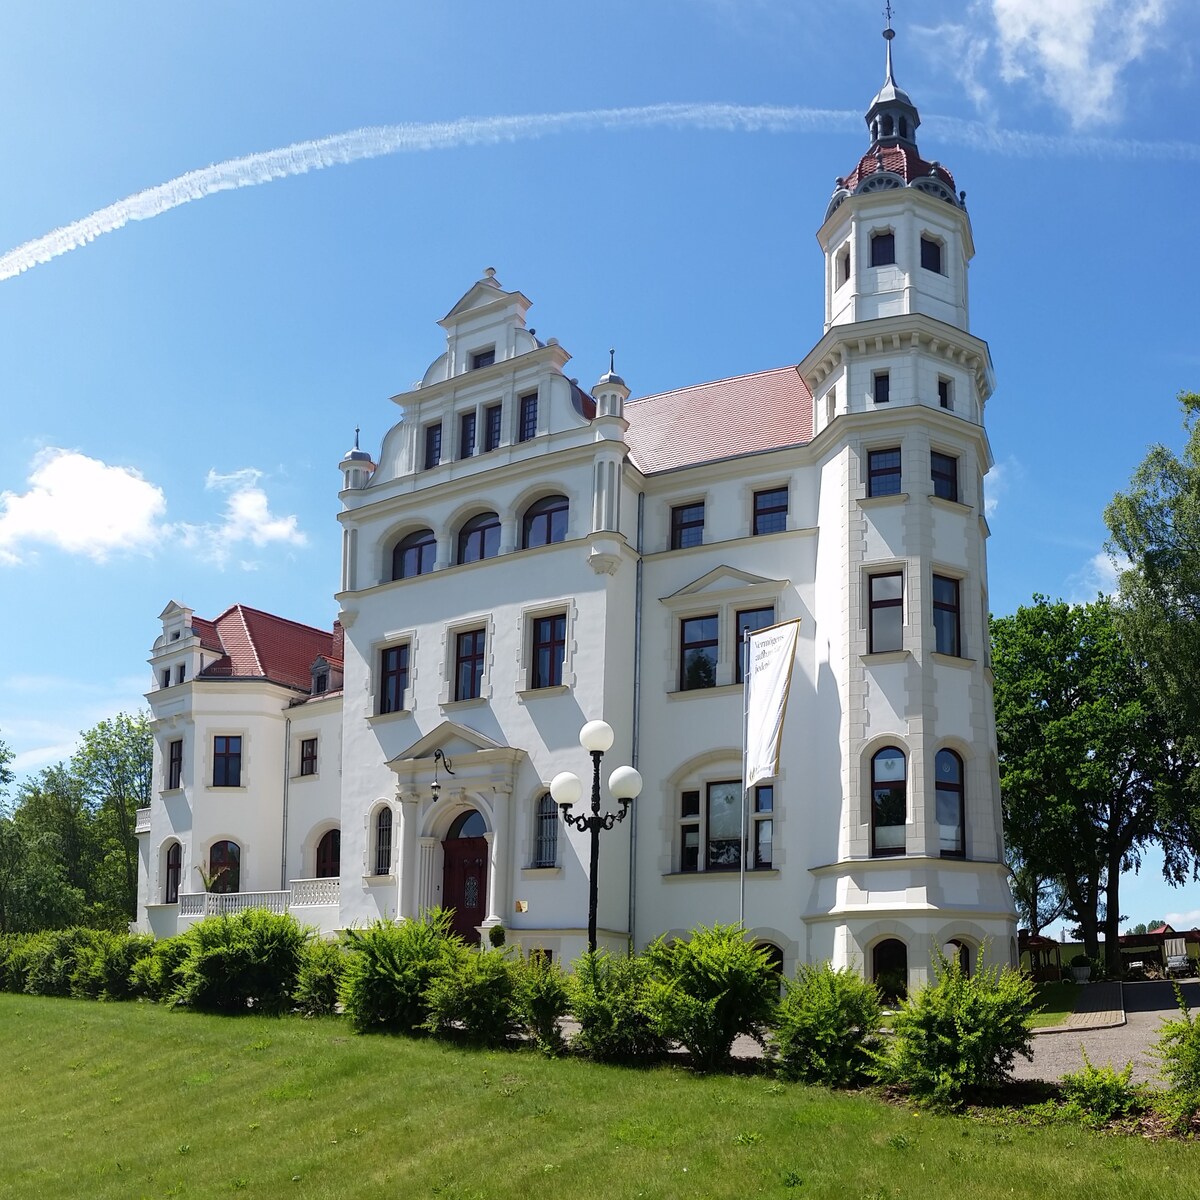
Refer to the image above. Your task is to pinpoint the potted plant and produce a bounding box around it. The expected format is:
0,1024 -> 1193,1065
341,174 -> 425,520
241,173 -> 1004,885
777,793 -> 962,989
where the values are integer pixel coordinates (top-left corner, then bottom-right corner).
1070,953 -> 1091,983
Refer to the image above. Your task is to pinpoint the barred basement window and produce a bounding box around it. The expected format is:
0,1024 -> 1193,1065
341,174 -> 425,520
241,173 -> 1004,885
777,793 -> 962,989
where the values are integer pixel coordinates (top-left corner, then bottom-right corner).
533,794 -> 558,867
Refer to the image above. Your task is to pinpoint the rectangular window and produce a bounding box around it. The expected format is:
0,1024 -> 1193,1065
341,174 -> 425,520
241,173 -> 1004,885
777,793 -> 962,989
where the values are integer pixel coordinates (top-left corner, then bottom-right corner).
867,448 -> 902,497
459,411 -> 476,459
920,236 -> 943,274
484,403 -> 502,452
531,613 -> 567,689
868,573 -> 903,654
706,781 -> 742,870
680,789 -> 701,873
213,735 -> 242,788
518,393 -> 538,442
299,737 -> 318,777
313,671 -> 328,694
753,785 -> 773,869
937,377 -> 952,410
736,606 -> 776,684
870,231 -> 895,266
753,487 -> 788,535
836,245 -> 850,286
680,614 -> 719,690
160,669 -> 170,689
175,664 -> 186,685
933,575 -> 962,657
873,372 -> 891,404
167,739 -> 183,790
471,347 -> 495,370
379,644 -> 409,715
670,501 -> 705,550
533,796 -> 559,868
423,423 -> 442,470
931,451 -> 959,502
455,628 -> 487,701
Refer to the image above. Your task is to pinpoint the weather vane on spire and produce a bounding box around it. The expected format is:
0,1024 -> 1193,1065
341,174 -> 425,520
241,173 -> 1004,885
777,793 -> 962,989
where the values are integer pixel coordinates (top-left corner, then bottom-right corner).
884,1 -> 896,41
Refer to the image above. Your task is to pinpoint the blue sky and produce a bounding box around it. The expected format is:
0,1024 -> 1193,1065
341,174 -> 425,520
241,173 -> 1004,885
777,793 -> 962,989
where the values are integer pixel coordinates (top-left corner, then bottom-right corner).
1,1 -> 1196,934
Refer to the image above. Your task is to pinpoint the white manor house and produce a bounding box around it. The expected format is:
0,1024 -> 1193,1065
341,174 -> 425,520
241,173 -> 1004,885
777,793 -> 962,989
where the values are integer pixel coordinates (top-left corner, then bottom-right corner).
135,31 -> 1017,990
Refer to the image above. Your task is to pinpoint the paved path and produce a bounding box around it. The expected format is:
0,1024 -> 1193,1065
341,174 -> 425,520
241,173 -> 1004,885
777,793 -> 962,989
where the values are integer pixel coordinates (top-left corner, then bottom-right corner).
1013,978 -> 1200,1084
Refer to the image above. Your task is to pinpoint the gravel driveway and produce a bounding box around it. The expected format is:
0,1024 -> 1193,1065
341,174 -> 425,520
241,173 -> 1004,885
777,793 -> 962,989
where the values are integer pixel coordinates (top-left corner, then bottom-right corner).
1011,978 -> 1200,1084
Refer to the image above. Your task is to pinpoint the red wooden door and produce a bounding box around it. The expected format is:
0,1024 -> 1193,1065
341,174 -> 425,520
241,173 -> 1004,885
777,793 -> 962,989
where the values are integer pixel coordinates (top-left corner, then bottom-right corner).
442,836 -> 487,943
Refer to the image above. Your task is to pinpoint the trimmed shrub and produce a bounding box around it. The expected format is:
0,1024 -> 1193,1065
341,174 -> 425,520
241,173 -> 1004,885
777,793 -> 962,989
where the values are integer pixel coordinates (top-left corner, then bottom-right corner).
23,928 -> 105,997
424,947 -> 517,1046
0,934 -> 40,993
172,908 -> 310,1014
879,949 -> 1037,1108
70,931 -> 155,1000
130,934 -> 191,1002
294,938 -> 347,1017
1153,982 -> 1200,1130
339,909 -> 464,1034
512,951 -> 570,1055
569,949 -> 668,1065
1060,1050 -> 1141,1127
641,925 -> 779,1072
770,961 -> 883,1087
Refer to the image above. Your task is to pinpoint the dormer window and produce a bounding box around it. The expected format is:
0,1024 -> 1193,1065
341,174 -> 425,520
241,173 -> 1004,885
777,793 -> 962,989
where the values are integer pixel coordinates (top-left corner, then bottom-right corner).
920,236 -> 943,274
870,231 -> 895,267
471,348 -> 496,371
313,671 -> 328,695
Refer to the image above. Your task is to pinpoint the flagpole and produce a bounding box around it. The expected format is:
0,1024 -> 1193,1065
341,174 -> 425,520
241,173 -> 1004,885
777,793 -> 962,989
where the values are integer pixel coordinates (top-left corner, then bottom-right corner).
739,626 -> 750,926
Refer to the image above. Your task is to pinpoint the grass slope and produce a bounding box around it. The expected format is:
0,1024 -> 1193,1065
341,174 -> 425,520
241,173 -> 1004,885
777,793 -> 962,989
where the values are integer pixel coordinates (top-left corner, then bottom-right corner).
2,994 -> 1197,1200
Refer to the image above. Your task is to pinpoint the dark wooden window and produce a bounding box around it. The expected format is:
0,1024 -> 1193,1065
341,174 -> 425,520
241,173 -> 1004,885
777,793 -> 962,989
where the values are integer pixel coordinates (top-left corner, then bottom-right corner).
316,829 -> 340,878
870,231 -> 895,266
160,669 -> 170,689
932,575 -> 961,657
164,841 -> 181,903
753,487 -> 788,535
680,789 -> 701,872
868,573 -> 903,653
871,747 -> 906,856
868,448 -> 901,497
175,664 -> 186,684
209,839 -> 240,893
379,644 -> 409,714
313,671 -> 328,694
670,501 -> 705,550
531,613 -> 566,689
423,422 -> 442,470
736,606 -> 775,684
373,808 -> 392,876
471,348 -> 495,370
459,411 -> 476,459
873,372 -> 891,404
522,495 -> 568,548
518,393 -> 538,442
393,528 -> 436,580
936,749 -> 965,856
706,780 -> 742,870
300,737 -> 318,776
167,739 -> 183,790
457,512 -> 500,564
484,403 -> 503,451
679,614 -> 718,690
213,736 -> 242,788
931,451 -> 959,502
920,236 -> 943,274
455,628 -> 487,701
753,784 -> 773,869
533,794 -> 558,868
938,378 -> 952,409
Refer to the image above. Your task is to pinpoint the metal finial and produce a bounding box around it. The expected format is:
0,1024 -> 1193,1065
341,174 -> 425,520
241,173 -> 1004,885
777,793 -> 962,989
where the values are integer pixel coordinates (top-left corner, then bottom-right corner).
354,425 -> 361,450
884,1 -> 894,33
608,347 -> 615,373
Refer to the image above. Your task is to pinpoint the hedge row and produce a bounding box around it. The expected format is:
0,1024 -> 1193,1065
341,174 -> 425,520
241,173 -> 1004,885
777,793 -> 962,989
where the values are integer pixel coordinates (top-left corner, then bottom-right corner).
0,911 -> 1056,1109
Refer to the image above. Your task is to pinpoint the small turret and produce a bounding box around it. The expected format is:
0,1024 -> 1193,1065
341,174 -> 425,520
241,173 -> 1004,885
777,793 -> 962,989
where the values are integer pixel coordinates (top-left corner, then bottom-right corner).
593,349 -> 630,419
339,427 -> 375,491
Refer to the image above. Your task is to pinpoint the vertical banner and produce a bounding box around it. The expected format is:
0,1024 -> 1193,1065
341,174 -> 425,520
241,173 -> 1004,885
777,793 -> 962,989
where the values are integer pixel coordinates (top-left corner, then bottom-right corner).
745,619 -> 800,787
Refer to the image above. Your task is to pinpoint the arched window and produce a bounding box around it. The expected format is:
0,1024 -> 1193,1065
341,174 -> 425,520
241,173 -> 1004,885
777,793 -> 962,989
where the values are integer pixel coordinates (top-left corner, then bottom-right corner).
935,749 -> 965,856
871,747 -> 906,856
164,841 -> 182,904
942,938 -> 971,976
880,115 -> 894,137
373,807 -> 393,876
533,794 -> 558,868
392,528 -> 435,580
449,809 -> 487,839
873,938 -> 908,1002
208,840 -> 240,894
522,495 -> 569,549
316,829 -> 340,879
457,512 -> 500,564
756,941 -> 785,981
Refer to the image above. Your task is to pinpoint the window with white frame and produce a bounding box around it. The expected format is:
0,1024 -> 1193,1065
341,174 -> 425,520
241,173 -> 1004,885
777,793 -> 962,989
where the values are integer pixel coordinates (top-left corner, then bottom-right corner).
936,749 -> 965,856
679,780 -> 773,872
868,572 -> 903,653
932,575 -> 962,657
379,644 -> 409,715
372,806 -> 393,876
532,794 -> 558,868
871,747 -> 906,856
299,737 -> 318,777
530,612 -> 567,689
870,230 -> 896,266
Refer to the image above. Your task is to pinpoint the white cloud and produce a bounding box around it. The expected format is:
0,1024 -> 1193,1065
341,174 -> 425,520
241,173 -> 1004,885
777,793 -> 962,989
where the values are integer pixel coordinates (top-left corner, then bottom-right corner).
182,468 -> 307,568
1166,909 -> 1200,929
0,448 -> 166,565
1067,550 -> 1131,601
984,459 -> 1009,517
917,21 -> 994,113
989,0 -> 1172,127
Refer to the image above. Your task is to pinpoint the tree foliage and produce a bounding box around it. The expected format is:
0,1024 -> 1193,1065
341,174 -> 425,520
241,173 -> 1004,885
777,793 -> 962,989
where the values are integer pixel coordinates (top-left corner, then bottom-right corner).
991,596 -> 1194,969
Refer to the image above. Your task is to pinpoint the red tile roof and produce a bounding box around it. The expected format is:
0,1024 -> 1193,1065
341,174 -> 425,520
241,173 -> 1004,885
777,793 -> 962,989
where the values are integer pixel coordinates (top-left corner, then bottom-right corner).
196,604 -> 337,692
624,366 -> 812,475
838,143 -> 957,197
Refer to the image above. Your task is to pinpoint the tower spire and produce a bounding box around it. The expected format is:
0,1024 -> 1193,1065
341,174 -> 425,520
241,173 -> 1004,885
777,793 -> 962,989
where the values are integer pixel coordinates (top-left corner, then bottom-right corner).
864,4 -> 920,151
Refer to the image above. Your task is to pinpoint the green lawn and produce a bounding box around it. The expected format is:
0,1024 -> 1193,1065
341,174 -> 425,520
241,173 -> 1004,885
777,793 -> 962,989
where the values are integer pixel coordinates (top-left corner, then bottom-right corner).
1031,981 -> 1082,1028
2,994 -> 1197,1200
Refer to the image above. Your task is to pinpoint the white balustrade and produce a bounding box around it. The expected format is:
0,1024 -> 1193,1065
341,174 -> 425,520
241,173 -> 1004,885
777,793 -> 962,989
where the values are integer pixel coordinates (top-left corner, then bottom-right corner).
175,890 -> 291,918
178,892 -> 206,917
289,878 -> 340,907
134,807 -> 152,833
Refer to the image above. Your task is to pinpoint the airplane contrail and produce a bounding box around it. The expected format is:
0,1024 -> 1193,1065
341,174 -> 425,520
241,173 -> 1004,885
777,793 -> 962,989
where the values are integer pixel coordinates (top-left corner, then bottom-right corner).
2,102 -> 1197,282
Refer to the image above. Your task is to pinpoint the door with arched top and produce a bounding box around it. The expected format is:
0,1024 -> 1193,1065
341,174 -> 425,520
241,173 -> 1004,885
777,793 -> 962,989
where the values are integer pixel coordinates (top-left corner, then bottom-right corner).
442,809 -> 487,943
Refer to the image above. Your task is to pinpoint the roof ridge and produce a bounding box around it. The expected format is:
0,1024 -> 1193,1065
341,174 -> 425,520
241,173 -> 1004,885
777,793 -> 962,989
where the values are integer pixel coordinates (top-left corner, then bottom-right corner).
225,605 -> 264,677
213,602 -> 334,639
628,364 -> 797,406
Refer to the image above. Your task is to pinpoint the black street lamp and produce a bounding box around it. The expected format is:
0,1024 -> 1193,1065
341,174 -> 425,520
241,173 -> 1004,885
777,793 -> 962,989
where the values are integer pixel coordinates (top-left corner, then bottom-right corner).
549,719 -> 642,955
